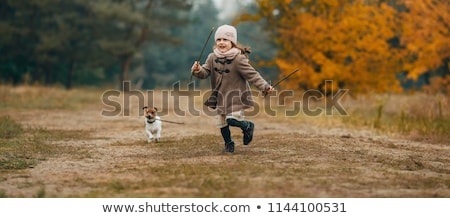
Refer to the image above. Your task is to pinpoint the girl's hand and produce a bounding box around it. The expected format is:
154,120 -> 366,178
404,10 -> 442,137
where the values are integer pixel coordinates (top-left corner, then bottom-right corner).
263,85 -> 275,96
191,61 -> 201,73
265,85 -> 275,93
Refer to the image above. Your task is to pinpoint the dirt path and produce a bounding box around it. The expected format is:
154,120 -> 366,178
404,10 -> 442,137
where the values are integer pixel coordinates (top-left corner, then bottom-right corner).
1,103 -> 449,197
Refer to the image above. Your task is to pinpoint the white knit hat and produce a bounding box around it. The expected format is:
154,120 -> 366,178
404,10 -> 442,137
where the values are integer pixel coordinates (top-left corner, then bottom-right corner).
214,25 -> 237,44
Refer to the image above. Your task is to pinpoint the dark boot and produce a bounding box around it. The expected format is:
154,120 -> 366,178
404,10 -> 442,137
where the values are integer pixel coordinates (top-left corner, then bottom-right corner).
242,121 -> 254,145
227,118 -> 254,145
220,126 -> 234,153
224,141 -> 235,153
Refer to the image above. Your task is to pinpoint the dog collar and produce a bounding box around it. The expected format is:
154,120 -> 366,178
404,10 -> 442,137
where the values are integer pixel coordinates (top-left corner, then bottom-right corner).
147,120 -> 155,124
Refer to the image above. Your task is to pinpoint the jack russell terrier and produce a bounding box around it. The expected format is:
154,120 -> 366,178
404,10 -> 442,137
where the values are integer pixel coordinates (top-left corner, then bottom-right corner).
143,106 -> 162,142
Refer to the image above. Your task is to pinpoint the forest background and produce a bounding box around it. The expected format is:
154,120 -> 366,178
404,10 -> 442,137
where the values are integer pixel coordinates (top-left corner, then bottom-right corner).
0,0 -> 448,94
0,0 -> 449,198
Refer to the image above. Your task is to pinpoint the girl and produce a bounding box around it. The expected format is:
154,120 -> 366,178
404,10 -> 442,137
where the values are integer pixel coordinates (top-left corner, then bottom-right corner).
191,24 -> 274,153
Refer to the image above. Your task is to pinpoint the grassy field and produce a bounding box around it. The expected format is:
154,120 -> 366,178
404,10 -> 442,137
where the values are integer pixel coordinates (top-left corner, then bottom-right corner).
0,85 -> 449,197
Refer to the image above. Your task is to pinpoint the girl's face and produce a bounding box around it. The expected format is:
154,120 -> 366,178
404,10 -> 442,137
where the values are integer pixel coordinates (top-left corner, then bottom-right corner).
216,38 -> 232,53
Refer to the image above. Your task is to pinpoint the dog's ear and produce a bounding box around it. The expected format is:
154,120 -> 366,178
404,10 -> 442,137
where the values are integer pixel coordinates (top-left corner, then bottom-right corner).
154,107 -> 158,111
142,106 -> 148,110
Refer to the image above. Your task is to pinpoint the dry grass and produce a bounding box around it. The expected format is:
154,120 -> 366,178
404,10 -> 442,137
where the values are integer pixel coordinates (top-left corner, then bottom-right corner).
0,122 -> 93,171
338,93 -> 450,142
76,134 -> 449,198
0,85 -> 448,197
0,84 -> 100,110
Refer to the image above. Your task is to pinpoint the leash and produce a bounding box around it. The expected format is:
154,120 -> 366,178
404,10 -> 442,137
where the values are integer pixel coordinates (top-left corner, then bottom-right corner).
157,119 -> 184,125
189,26 -> 215,82
147,118 -> 184,125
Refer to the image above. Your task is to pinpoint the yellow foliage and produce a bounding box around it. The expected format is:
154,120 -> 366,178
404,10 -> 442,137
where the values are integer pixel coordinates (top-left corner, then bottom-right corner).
238,0 -> 449,94
400,0 -> 450,80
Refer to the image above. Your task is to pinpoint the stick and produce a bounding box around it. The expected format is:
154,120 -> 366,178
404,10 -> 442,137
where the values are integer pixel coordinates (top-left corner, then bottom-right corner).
272,68 -> 300,88
190,27 -> 215,82
264,68 -> 300,96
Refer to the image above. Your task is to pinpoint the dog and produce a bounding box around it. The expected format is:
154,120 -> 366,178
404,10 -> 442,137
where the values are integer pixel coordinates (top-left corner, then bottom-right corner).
143,106 -> 162,142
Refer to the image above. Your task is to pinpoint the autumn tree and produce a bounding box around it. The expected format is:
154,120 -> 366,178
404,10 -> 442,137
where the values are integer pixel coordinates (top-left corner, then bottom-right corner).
238,0 -> 449,94
238,0 -> 406,94
399,0 -> 449,93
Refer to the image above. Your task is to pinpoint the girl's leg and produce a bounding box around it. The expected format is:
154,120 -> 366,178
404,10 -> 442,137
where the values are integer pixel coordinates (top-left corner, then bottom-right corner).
226,118 -> 252,130
217,114 -> 234,153
220,125 -> 232,144
220,125 -> 234,153
226,118 -> 254,145
225,111 -> 254,145
225,110 -> 248,129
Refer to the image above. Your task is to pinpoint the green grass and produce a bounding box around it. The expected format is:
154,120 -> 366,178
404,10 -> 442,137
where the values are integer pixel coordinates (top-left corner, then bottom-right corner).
0,116 -> 23,138
0,117 -> 92,171
0,190 -> 6,198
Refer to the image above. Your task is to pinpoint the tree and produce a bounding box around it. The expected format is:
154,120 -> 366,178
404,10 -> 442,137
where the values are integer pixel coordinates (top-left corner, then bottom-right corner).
238,0 -> 406,94
140,0 -> 220,89
0,0 -> 41,84
231,1 -> 280,82
237,0 -> 450,94
0,0 -> 115,87
85,0 -> 192,91
0,0 -> 194,89
399,0 -> 449,92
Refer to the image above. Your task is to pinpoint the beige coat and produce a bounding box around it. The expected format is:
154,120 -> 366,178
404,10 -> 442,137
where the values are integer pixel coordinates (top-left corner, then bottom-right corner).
193,52 -> 270,115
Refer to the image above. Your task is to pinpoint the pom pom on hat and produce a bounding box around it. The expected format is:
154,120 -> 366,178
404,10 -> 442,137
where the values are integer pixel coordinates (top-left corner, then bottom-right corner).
214,25 -> 237,44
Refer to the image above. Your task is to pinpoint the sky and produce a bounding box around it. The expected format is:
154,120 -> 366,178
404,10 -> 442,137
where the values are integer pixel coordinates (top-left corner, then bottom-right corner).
213,0 -> 253,20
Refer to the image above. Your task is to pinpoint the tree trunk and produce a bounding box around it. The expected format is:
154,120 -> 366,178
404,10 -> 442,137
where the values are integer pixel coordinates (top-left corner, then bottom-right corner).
44,66 -> 52,86
66,60 -> 74,90
31,66 -> 40,84
120,55 -> 132,92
